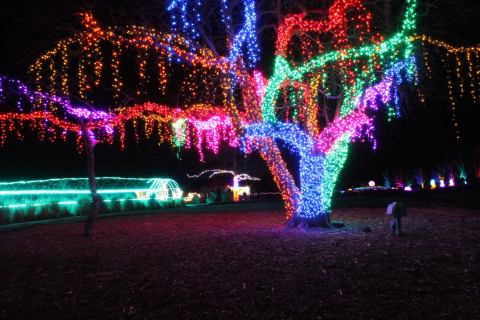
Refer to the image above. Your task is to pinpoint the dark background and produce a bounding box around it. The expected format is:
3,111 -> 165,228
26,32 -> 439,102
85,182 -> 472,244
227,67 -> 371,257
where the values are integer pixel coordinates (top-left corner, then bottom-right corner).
0,0 -> 479,191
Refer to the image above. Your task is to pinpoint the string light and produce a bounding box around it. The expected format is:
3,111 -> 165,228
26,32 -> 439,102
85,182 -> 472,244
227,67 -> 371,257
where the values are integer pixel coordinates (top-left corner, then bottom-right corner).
187,169 -> 259,181
413,35 -> 480,140
167,0 -> 202,41
0,76 -> 240,156
227,0 -> 259,68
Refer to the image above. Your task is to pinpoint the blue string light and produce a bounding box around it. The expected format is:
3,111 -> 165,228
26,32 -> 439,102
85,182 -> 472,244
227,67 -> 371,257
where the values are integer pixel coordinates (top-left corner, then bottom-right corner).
227,0 -> 259,68
244,123 -> 328,221
167,0 -> 259,69
167,0 -> 202,41
220,0 -> 232,34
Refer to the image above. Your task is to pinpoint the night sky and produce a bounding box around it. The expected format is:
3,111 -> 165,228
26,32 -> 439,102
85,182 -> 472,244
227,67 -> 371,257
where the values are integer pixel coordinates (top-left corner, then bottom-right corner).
0,0 -> 479,191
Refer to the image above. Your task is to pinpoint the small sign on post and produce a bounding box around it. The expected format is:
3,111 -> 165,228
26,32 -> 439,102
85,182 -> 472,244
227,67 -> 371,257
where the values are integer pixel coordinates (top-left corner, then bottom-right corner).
386,202 -> 407,235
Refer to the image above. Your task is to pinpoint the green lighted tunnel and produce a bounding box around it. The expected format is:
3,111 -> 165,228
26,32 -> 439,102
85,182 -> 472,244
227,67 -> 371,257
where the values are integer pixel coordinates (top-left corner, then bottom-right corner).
0,177 -> 183,219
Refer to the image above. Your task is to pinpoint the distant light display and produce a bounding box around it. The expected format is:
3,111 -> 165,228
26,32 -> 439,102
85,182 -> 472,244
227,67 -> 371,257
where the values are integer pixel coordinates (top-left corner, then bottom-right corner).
448,178 -> 455,187
0,177 -> 183,217
439,178 -> 446,188
187,169 -> 259,182
187,169 -> 259,202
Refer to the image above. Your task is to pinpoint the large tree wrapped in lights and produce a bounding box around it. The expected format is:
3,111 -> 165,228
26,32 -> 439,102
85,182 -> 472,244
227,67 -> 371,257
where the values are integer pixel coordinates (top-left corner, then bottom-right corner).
4,0 -> 477,228
1,0 -> 418,228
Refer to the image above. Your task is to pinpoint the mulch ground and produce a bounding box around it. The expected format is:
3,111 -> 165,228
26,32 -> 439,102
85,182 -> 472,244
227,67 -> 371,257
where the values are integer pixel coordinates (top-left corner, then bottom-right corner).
1,206 -> 479,319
